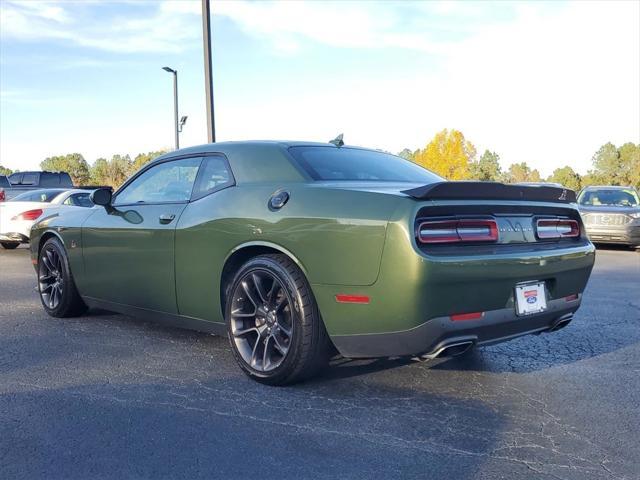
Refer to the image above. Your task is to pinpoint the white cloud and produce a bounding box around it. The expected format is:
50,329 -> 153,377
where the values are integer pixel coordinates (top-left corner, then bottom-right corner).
0,0 -> 201,53
212,0 -> 640,175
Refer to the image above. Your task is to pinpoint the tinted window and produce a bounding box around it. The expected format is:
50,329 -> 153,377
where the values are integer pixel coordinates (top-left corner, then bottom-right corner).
115,158 -> 201,205
10,189 -> 65,202
0,176 -> 10,188
192,156 -> 233,199
289,147 -> 442,182
63,193 -> 93,207
21,173 -> 39,185
8,173 -> 22,185
578,189 -> 639,207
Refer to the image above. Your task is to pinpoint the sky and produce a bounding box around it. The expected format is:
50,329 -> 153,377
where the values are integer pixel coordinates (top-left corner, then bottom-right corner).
1,0 -> 639,176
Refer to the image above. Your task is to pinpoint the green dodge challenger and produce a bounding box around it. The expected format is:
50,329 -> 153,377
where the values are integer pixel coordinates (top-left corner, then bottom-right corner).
31,141 -> 595,385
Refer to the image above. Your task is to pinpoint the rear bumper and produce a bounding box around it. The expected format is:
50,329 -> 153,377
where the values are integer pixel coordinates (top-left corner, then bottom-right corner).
331,296 -> 581,358
585,225 -> 640,246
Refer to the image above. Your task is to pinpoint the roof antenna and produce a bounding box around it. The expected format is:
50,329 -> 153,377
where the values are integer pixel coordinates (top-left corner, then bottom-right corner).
329,133 -> 344,147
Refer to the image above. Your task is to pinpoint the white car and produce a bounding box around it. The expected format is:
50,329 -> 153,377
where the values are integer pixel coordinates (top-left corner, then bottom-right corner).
0,188 -> 94,249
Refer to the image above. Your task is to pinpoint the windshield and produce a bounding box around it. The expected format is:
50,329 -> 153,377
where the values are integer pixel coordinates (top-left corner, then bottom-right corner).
10,189 -> 65,203
288,146 -> 443,183
578,188 -> 639,207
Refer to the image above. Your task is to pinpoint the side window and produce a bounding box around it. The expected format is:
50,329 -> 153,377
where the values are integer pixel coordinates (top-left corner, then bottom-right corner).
192,156 -> 234,199
8,173 -> 22,185
21,173 -> 39,185
114,157 -> 201,205
66,193 -> 93,207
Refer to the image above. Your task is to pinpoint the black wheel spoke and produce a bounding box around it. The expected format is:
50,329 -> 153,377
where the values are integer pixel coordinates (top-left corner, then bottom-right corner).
241,280 -> 259,308
252,273 -> 268,304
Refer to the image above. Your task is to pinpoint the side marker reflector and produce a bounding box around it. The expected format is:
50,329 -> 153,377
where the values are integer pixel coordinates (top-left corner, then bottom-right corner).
565,294 -> 579,301
450,312 -> 483,321
335,294 -> 370,304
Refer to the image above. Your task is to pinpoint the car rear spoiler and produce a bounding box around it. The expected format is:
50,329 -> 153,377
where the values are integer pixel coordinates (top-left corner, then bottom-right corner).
402,182 -> 576,203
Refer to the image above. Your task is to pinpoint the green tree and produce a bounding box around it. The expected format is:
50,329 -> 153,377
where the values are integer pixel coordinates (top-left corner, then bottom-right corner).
502,162 -> 541,184
90,154 -> 132,189
128,150 -> 167,176
0,165 -> 13,176
397,148 -> 415,162
591,142 -> 621,185
548,166 -> 582,191
618,142 -> 640,189
40,153 -> 91,185
414,129 -> 476,180
469,150 -> 502,181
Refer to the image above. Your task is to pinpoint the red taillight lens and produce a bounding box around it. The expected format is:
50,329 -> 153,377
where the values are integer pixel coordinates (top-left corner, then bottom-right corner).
536,219 -> 579,239
11,209 -> 43,221
418,219 -> 498,244
0,190 -> 5,202
450,312 -> 484,321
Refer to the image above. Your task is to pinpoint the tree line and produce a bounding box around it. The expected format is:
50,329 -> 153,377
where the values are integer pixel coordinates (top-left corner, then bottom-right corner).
399,129 -> 639,191
1,131 -> 638,191
0,151 -> 167,188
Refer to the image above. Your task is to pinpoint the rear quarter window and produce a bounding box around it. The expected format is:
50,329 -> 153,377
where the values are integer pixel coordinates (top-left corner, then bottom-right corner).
288,146 -> 442,183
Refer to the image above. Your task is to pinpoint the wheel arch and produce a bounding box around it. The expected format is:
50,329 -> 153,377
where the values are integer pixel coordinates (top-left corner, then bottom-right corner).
219,241 -> 308,317
38,230 -> 65,256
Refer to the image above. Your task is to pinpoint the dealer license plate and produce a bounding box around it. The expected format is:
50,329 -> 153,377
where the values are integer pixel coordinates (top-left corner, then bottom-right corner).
515,282 -> 547,316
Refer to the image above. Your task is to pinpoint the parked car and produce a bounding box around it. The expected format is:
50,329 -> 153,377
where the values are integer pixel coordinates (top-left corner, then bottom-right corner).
30,141 -> 595,385
578,185 -> 640,248
0,188 -> 94,249
0,175 -> 10,202
1,171 -> 74,201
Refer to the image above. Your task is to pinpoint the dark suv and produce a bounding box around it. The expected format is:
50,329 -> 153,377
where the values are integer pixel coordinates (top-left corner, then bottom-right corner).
1,171 -> 73,201
578,186 -> 640,248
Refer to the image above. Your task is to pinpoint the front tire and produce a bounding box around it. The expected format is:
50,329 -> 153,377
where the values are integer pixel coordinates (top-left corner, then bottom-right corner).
1,242 -> 19,249
225,254 -> 330,385
38,237 -> 87,317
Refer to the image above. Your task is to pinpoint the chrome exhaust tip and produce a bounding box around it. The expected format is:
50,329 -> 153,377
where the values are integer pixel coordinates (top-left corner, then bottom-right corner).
420,339 -> 475,360
548,314 -> 573,332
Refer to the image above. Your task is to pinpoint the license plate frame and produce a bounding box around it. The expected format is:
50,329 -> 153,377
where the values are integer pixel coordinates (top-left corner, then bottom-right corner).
515,281 -> 547,316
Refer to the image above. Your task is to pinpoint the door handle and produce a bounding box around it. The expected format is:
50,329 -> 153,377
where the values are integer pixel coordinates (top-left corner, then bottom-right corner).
159,213 -> 176,224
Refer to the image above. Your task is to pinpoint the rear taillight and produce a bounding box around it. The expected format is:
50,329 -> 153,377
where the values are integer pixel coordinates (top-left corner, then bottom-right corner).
536,218 -> 579,239
11,209 -> 43,221
0,190 -> 5,202
418,219 -> 498,244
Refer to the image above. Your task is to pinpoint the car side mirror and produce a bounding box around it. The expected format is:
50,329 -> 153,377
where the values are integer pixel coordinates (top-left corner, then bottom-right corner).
90,188 -> 112,207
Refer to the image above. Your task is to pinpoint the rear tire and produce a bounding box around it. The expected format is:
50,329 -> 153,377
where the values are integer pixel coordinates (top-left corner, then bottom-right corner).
1,242 -> 19,249
225,254 -> 330,385
38,237 -> 87,317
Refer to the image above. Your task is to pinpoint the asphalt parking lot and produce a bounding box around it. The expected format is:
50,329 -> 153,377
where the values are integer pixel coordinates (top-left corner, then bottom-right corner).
1,246 -> 639,480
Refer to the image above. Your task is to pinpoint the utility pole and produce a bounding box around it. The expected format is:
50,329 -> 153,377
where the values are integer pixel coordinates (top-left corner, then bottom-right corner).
202,0 -> 216,142
162,67 -> 179,149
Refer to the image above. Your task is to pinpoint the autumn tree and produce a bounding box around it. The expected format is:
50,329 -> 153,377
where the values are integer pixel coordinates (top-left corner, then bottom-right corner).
502,162 -> 541,184
40,153 -> 91,185
413,129 -> 476,180
0,165 -> 13,176
548,166 -> 582,191
469,150 -> 502,181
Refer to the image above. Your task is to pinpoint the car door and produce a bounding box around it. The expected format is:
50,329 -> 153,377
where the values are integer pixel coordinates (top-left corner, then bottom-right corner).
82,156 -> 202,313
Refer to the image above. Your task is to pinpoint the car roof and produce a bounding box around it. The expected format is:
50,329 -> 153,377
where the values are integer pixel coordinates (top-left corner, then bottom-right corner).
139,140 -> 378,186
582,185 -> 635,190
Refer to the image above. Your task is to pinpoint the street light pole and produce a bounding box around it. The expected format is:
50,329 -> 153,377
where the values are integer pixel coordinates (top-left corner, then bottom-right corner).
202,0 -> 215,143
162,66 -> 179,150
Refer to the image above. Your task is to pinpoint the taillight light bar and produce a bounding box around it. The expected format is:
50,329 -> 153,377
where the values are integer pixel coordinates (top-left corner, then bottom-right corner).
11,209 -> 43,221
536,218 -> 580,239
418,219 -> 498,244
